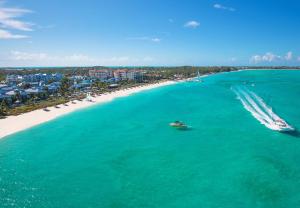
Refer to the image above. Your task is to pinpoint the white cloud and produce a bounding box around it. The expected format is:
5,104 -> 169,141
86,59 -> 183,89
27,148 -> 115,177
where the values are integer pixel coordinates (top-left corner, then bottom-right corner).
250,52 -> 281,64
0,3 -> 33,39
230,57 -> 237,62
9,51 -> 97,63
284,51 -> 293,61
184,20 -> 200,29
297,57 -> 300,62
213,4 -> 236,12
1,19 -> 33,31
0,8 -> 32,19
151,38 -> 161,42
142,56 -> 154,62
0,29 -> 27,39
10,51 -> 52,61
98,56 -> 156,65
250,55 -> 261,64
262,53 -> 281,62
3,51 -> 156,66
108,56 -> 130,63
127,36 -> 161,43
250,52 -> 295,64
65,54 -> 95,62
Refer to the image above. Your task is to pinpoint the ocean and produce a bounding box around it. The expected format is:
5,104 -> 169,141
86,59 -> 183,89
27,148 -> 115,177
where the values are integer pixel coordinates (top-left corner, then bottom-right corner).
1,70 -> 300,207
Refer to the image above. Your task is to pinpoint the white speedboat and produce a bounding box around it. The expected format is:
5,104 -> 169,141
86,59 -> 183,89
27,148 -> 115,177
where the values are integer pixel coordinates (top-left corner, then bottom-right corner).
274,119 -> 294,132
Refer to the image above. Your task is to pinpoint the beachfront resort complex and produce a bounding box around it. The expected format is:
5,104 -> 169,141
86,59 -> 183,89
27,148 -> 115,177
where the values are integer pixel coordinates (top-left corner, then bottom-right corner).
0,66 -> 235,117
1,0 -> 300,207
1,69 -> 143,108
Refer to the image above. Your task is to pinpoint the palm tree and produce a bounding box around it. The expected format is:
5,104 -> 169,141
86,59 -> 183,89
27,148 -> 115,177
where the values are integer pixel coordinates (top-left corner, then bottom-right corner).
59,77 -> 70,96
15,90 -> 22,103
0,99 -> 8,117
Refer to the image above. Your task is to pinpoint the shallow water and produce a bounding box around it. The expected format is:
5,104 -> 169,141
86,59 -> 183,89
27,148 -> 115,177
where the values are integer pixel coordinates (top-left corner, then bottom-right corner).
1,70 -> 300,208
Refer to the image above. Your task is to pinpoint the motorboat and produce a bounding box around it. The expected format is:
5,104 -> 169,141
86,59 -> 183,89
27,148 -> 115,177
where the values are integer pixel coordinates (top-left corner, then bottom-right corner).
169,121 -> 188,130
274,119 -> 294,132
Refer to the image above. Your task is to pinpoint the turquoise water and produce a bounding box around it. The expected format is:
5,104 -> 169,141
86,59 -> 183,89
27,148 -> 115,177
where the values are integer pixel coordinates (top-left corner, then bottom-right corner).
1,70 -> 300,208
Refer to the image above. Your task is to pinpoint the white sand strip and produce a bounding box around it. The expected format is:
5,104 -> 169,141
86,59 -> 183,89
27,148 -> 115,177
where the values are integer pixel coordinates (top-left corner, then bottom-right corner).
0,81 -> 176,139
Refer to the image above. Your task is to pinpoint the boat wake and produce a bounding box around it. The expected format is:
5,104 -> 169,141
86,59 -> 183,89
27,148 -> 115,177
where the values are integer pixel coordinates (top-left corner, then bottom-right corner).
232,86 -> 294,132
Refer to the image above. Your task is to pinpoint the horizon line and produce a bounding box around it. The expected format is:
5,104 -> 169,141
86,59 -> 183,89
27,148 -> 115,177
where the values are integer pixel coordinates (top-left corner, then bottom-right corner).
1,65 -> 300,69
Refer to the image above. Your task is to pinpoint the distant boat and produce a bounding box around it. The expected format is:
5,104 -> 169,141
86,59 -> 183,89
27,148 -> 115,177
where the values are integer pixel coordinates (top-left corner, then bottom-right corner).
188,71 -> 202,82
169,121 -> 188,130
195,71 -> 202,82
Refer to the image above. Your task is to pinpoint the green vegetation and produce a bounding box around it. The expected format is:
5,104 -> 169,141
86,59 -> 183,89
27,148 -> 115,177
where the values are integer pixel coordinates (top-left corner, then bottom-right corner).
0,67 -> 91,77
8,97 -> 69,116
136,66 -> 238,81
92,80 -> 108,92
0,99 -> 8,117
0,74 -> 5,82
1,66 -> 241,116
59,77 -> 71,95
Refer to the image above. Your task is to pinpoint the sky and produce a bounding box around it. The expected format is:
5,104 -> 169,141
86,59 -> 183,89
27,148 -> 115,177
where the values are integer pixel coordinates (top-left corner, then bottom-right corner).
0,0 -> 300,67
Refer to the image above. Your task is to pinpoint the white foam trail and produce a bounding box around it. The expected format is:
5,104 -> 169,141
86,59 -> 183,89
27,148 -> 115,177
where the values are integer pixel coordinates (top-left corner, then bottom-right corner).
232,86 -> 292,131
247,90 -> 281,121
232,87 -> 277,130
239,89 -> 274,124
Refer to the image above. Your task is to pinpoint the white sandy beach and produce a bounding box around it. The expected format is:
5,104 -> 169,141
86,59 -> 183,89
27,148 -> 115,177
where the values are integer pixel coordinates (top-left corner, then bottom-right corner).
0,81 -> 176,139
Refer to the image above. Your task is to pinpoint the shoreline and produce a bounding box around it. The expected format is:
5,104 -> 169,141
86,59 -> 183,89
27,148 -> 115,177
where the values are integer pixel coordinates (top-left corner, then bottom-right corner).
0,80 -> 177,139
1,68 -> 294,139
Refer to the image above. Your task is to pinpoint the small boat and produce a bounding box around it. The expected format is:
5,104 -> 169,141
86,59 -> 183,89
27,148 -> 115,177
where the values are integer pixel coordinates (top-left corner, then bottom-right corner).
274,119 -> 294,132
188,71 -> 202,82
195,71 -> 202,82
169,121 -> 188,130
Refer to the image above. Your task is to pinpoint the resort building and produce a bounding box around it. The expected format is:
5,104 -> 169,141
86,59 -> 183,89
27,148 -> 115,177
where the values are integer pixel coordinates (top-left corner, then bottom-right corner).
6,73 -> 63,84
113,69 -> 128,80
25,88 -> 45,95
6,75 -> 23,84
89,69 -> 143,82
126,70 -> 143,81
113,69 -> 143,81
23,73 -> 63,83
89,69 -> 113,81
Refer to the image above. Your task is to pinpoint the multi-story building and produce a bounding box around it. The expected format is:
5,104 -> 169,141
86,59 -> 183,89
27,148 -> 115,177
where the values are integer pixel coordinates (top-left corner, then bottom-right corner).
126,70 -> 143,81
89,69 -> 113,81
113,69 -> 143,81
113,69 -> 128,80
6,73 -> 63,84
89,69 -> 143,82
23,73 -> 63,83
6,75 -> 23,84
